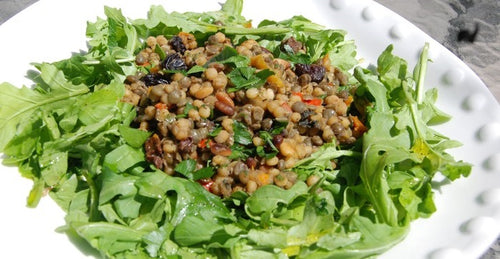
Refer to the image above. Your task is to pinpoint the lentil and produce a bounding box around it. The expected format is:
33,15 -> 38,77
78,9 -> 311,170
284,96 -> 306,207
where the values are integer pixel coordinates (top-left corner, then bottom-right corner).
122,32 -> 363,197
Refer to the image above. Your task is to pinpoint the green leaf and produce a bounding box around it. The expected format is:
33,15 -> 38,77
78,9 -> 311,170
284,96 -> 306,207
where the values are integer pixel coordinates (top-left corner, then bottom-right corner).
49,174 -> 79,212
248,228 -> 287,248
232,120 -> 253,145
174,159 -> 197,178
256,131 -> 279,159
192,167 -> 216,181
118,125 -> 151,148
114,196 -> 142,219
221,0 -> 244,17
103,144 -> 145,173
78,88 -> 121,125
98,169 -> 138,204
208,46 -> 249,68
293,143 -> 359,178
39,151 -> 68,186
174,159 -> 215,181
377,44 -> 408,91
440,161 -> 472,181
75,222 -> 146,251
186,65 -> 206,75
227,67 -> 274,93
173,216 -> 223,246
0,64 -> 89,151
176,102 -> 197,118
245,182 -> 308,216
316,231 -> 361,251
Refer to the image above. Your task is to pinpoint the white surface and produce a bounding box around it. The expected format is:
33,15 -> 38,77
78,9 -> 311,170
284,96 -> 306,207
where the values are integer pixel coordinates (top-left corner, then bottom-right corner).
0,0 -> 499,258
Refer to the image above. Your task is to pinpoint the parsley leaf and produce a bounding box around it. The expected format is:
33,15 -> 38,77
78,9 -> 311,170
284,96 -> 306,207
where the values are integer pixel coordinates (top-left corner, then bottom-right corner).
227,67 -> 274,93
207,46 -> 249,68
256,131 -> 279,159
232,120 -> 253,145
269,119 -> 288,135
176,103 -> 197,118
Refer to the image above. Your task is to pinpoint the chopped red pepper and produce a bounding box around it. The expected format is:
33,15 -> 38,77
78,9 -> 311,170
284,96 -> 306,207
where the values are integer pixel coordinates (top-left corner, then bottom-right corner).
198,178 -> 214,192
304,98 -> 322,106
198,138 -> 213,149
292,92 -> 322,106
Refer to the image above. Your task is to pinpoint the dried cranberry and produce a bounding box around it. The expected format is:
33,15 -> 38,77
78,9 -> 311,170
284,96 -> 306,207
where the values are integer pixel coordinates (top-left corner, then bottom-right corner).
162,53 -> 187,71
294,63 -> 310,76
170,36 -> 186,54
309,64 -> 325,83
141,73 -> 170,86
294,63 -> 325,83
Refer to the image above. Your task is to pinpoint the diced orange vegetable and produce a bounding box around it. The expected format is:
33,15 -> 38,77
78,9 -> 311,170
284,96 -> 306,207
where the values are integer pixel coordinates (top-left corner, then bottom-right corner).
344,95 -> 354,106
266,75 -> 284,88
250,54 -> 269,69
321,53 -> 331,67
154,103 -> 167,110
351,115 -> 368,138
256,171 -> 271,186
149,65 -> 161,73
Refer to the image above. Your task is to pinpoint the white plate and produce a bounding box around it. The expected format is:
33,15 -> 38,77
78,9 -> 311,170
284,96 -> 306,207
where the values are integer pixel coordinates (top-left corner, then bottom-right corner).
0,0 -> 499,258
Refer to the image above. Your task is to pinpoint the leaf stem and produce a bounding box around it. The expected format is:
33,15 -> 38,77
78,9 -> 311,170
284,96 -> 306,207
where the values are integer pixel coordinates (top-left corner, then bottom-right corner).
82,57 -> 136,65
415,43 -> 429,105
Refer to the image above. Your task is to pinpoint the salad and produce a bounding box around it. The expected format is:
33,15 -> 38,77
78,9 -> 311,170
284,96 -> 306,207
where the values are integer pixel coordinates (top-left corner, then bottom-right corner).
0,0 -> 472,258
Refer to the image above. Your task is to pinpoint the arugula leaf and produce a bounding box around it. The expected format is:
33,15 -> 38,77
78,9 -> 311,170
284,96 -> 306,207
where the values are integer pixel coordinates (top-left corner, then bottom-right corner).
118,125 -> 151,148
0,64 -> 89,151
293,143 -> 360,180
175,159 -> 216,181
173,215 -> 224,246
103,144 -> 145,173
355,44 -> 471,226
244,182 -> 309,228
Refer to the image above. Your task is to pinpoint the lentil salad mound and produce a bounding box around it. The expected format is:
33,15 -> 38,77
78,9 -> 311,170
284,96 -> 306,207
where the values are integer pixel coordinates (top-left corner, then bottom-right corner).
122,31 -> 367,197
